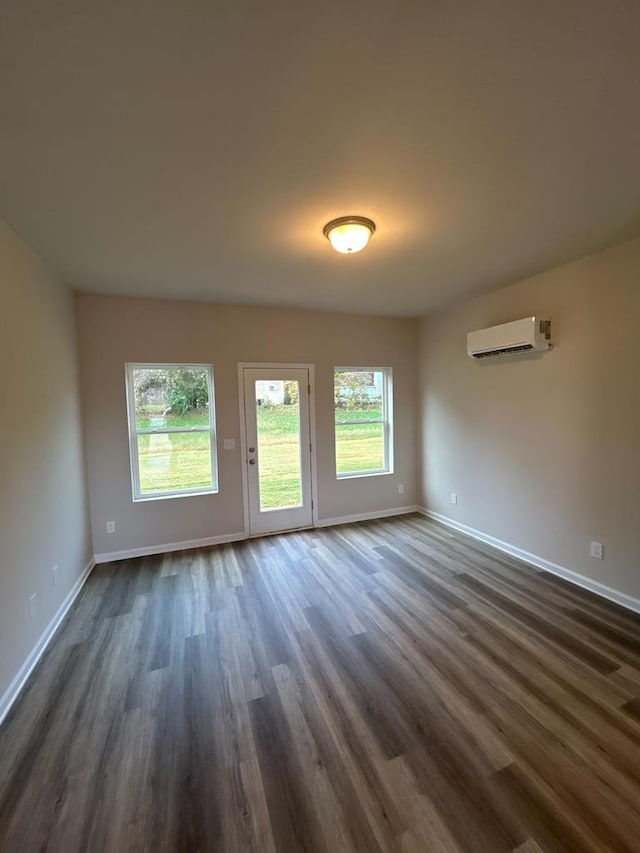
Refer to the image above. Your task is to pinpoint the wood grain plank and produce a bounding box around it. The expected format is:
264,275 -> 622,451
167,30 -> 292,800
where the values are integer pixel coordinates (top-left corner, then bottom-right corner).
1,514 -> 640,851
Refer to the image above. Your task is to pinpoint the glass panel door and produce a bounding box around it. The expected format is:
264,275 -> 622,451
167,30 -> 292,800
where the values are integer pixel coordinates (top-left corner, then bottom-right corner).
255,380 -> 303,511
243,368 -> 313,536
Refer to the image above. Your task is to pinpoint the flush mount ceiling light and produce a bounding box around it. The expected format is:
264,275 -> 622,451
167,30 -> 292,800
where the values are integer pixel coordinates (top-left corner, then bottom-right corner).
323,216 -> 376,254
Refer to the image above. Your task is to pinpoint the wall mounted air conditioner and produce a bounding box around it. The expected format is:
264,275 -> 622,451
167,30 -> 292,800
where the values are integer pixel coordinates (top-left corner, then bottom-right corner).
467,317 -> 552,360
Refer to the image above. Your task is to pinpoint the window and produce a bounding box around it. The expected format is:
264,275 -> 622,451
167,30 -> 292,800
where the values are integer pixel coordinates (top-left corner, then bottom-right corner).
334,367 -> 393,478
125,364 -> 218,501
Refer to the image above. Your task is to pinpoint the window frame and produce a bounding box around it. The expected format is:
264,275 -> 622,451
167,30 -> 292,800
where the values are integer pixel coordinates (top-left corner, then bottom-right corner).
125,362 -> 219,502
334,366 -> 394,479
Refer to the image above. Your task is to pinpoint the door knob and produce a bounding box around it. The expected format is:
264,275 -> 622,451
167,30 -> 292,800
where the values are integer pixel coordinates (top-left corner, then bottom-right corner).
248,458 -> 256,465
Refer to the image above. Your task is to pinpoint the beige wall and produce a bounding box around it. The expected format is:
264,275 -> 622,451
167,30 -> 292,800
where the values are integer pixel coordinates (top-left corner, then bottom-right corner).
75,294 -> 419,556
0,222 -> 92,708
2,219 -> 638,718
419,237 -> 640,599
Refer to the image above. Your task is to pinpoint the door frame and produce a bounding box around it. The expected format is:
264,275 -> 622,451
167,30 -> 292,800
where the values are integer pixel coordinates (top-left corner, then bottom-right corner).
237,362 -> 319,537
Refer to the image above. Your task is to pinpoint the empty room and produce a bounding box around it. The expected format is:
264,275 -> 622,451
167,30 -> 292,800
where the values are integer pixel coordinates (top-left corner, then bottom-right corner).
1,1 -> 640,851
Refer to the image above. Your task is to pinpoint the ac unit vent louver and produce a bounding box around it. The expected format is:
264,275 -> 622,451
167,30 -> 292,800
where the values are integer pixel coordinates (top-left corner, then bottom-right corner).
467,317 -> 552,360
472,343 -> 535,360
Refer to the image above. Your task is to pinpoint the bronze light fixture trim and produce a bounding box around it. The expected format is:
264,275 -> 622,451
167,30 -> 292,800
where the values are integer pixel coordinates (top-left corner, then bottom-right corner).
323,216 -> 376,254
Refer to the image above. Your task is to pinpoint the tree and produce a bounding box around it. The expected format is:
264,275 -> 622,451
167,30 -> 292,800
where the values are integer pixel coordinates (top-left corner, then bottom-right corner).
283,380 -> 299,406
334,370 -> 373,411
134,368 -> 208,416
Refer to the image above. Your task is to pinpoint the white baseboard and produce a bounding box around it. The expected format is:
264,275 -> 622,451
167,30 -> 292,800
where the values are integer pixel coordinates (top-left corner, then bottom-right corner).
417,507 -> 640,615
0,556 -> 96,727
94,531 -> 247,564
315,505 -> 419,529
96,509 -> 422,562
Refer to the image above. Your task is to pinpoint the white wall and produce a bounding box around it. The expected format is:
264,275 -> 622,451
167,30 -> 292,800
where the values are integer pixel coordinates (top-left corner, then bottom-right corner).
0,222 -> 92,710
75,294 -> 419,557
419,237 -> 640,600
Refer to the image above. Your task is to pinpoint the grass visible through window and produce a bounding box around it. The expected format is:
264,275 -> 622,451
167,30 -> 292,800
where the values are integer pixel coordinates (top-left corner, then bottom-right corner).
136,405 -> 384,505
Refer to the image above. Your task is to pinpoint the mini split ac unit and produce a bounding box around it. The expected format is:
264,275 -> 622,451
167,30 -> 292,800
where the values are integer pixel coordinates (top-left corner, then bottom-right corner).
467,317 -> 552,360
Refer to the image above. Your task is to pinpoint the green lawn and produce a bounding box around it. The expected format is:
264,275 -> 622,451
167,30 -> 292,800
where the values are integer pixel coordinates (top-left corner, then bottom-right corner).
136,405 -> 385,505
137,431 -> 213,494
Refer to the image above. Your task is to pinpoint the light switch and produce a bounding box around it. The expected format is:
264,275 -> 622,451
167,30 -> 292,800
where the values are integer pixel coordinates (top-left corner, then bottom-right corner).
223,438 -> 236,450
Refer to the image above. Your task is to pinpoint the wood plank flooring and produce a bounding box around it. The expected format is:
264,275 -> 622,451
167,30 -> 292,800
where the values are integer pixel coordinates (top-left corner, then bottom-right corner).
2,514 -> 640,851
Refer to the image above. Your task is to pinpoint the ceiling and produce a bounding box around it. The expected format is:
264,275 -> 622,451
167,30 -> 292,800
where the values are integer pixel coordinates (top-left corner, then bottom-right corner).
1,0 -> 639,317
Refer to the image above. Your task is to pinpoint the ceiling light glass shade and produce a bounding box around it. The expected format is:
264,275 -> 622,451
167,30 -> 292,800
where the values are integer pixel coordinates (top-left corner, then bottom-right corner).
323,216 -> 376,254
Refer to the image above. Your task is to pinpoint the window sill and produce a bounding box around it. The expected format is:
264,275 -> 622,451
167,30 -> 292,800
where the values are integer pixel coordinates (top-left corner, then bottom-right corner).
133,488 -> 218,503
336,471 -> 392,481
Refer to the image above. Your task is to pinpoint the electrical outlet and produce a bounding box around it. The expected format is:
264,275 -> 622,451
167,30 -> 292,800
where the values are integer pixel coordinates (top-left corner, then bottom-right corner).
398,484 -> 405,495
450,492 -> 458,505
106,521 -> 116,534
590,541 -> 603,560
223,438 -> 236,450
52,565 -> 58,587
29,593 -> 37,619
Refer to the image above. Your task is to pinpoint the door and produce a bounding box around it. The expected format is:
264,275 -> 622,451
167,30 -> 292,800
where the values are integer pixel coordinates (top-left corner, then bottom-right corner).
242,367 -> 314,536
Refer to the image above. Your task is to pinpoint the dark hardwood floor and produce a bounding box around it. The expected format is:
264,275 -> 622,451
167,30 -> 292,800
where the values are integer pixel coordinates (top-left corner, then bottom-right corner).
2,514 -> 640,852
